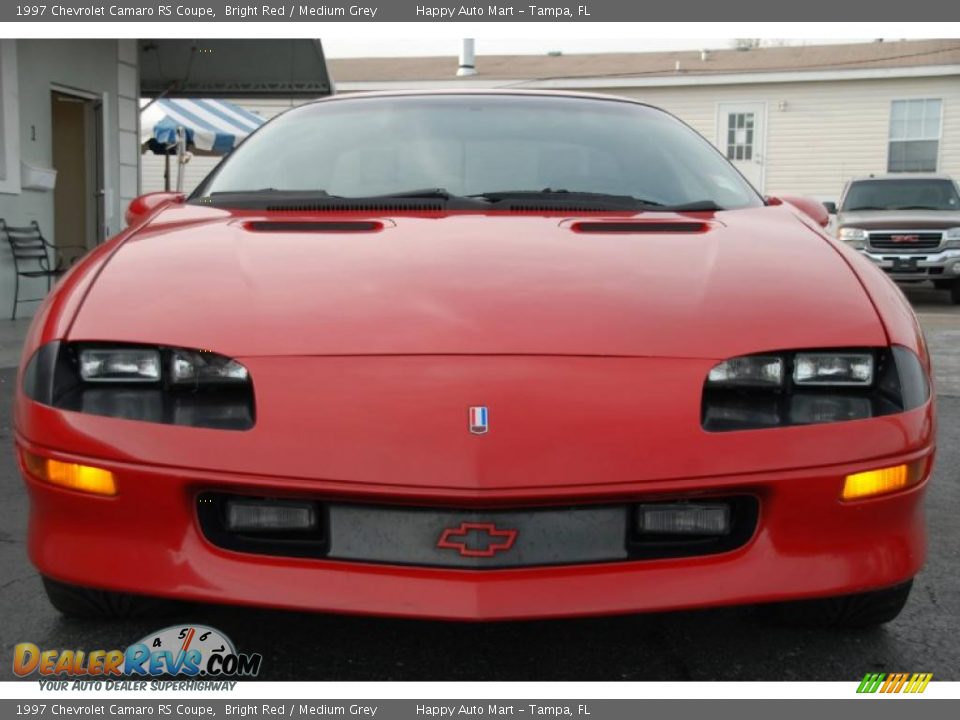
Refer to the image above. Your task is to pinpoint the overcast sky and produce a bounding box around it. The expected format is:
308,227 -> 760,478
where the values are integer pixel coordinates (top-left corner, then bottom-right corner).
321,38 -> 872,58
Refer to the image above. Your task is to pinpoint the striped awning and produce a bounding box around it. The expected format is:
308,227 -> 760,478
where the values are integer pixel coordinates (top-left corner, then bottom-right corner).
140,98 -> 265,155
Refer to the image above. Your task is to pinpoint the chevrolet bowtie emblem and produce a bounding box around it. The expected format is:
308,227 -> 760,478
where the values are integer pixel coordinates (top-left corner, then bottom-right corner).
437,522 -> 518,557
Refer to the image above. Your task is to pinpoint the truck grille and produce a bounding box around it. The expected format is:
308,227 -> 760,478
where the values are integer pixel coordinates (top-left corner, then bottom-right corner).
869,231 -> 943,251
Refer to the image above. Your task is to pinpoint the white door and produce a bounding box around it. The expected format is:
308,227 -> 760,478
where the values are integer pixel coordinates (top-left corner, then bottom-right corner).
717,103 -> 766,192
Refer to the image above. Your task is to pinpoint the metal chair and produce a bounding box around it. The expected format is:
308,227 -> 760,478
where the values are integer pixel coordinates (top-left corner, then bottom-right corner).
2,219 -> 85,320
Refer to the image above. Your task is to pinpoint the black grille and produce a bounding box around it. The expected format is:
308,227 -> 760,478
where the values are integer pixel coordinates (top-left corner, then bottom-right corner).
196,493 -> 759,568
869,232 -> 942,251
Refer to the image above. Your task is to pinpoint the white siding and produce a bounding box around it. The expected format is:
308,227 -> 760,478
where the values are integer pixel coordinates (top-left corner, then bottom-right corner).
0,40 -> 138,319
140,97 -> 311,194
605,76 -> 960,200
140,76 -> 960,203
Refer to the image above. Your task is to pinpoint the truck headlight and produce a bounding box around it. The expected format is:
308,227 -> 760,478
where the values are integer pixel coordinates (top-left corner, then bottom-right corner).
838,227 -> 867,248
944,227 -> 960,248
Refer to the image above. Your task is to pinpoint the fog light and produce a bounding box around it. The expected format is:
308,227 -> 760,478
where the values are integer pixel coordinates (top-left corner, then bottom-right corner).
226,500 -> 317,532
637,503 -> 730,535
951,261 -> 960,275
842,462 -> 924,500
21,450 -> 116,496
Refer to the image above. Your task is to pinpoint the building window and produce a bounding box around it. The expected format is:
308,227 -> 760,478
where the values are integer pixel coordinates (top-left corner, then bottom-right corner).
726,112 -> 754,161
888,99 -> 942,173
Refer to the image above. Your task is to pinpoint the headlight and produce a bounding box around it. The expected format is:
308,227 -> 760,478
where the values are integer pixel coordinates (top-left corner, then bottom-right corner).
944,227 -> 960,247
171,349 -> 249,385
22,342 -> 255,431
703,347 -> 928,432
79,348 -> 161,383
706,355 -> 783,388
838,227 -> 867,248
793,352 -> 873,386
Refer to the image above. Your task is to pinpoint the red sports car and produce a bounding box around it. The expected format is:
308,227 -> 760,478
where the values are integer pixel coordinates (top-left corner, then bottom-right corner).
15,91 -> 935,626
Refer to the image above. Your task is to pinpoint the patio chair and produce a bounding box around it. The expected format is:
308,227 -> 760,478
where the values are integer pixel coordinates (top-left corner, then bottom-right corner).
1,219 -> 86,320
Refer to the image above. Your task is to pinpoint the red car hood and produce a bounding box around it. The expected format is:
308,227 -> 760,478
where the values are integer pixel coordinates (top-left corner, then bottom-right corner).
69,204 -> 886,358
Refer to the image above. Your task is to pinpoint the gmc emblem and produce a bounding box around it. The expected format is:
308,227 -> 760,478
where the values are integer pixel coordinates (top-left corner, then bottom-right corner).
891,235 -> 921,243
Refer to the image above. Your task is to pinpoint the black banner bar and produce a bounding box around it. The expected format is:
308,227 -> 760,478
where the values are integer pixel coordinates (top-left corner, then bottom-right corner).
3,1 -> 960,22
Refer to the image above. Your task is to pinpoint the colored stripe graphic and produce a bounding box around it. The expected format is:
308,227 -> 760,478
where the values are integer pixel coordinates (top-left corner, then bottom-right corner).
857,672 -> 931,694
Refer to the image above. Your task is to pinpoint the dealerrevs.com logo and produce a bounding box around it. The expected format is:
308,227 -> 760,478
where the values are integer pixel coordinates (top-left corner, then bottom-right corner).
13,625 -> 262,679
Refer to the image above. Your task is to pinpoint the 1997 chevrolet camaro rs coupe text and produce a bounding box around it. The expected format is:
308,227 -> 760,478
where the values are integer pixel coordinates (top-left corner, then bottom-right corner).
15,92 -> 935,626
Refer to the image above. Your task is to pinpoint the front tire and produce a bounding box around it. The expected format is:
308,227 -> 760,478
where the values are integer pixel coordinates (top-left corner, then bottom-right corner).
932,279 -> 953,291
950,279 -> 960,305
769,580 -> 913,629
42,577 -> 178,619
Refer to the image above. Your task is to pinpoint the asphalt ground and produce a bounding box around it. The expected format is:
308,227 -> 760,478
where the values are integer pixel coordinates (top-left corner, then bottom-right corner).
0,285 -> 957,682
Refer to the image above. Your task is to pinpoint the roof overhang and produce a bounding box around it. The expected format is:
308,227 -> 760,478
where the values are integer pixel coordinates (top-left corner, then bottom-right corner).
334,64 -> 960,93
139,39 -> 332,98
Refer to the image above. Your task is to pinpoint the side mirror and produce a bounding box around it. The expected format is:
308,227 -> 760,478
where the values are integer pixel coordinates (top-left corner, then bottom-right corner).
125,192 -> 186,227
822,201 -> 838,215
777,195 -> 831,228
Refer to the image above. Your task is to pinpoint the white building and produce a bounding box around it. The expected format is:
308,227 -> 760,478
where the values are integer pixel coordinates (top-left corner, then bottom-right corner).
1,39 -> 329,320
144,40 -> 960,203
0,39 -> 141,319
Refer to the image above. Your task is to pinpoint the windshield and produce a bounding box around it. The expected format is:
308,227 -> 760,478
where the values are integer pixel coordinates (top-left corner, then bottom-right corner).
196,94 -> 762,209
841,179 -> 960,212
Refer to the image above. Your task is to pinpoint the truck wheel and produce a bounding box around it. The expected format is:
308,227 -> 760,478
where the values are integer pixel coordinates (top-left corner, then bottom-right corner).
768,580 -> 913,629
951,280 -> 960,305
42,577 -> 178,618
932,280 -> 953,290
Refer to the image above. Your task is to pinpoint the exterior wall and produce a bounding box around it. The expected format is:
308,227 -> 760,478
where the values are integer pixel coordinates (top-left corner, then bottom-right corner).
0,39 -> 139,319
604,75 -> 960,201
141,97 -> 307,194
140,75 -> 960,203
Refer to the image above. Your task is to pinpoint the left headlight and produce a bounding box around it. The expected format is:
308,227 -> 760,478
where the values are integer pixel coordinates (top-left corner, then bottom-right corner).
944,227 -> 960,247
703,347 -> 927,432
23,342 -> 255,430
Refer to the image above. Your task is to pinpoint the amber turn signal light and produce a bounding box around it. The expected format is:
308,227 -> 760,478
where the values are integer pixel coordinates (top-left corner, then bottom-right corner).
842,460 -> 925,501
21,450 -> 117,496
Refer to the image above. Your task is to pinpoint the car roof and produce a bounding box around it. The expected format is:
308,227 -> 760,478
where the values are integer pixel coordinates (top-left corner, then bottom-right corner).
847,173 -> 955,183
300,88 -> 663,111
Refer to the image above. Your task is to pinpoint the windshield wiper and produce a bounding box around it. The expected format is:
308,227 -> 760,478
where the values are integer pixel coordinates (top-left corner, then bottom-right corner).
469,189 -> 661,205
469,190 -> 724,211
367,188 -> 461,200
891,205 -> 946,211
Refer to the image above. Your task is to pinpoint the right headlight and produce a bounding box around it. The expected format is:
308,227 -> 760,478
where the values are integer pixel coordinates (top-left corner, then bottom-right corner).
837,227 -> 867,248
23,342 -> 255,430
702,347 -> 928,431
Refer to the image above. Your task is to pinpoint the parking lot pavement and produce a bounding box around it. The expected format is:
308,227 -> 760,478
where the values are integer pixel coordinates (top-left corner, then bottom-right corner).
0,289 -> 957,682
904,285 -> 960,397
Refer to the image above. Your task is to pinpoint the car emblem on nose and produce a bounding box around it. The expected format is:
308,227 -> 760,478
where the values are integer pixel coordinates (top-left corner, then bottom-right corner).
891,234 -> 920,243
468,406 -> 489,434
437,522 -> 518,557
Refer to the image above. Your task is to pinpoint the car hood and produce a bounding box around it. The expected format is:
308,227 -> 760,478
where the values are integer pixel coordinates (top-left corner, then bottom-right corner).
68,204 -> 886,359
837,208 -> 960,230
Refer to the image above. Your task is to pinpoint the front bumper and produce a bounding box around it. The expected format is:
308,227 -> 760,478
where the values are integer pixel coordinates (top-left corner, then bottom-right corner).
17,434 -> 932,621
860,247 -> 960,281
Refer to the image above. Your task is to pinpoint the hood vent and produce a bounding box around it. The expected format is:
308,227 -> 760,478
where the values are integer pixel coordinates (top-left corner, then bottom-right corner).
571,221 -> 709,234
245,220 -> 384,233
